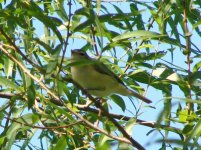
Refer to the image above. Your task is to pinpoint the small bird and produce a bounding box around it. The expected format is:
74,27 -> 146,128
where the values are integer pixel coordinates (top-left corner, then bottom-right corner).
70,49 -> 152,104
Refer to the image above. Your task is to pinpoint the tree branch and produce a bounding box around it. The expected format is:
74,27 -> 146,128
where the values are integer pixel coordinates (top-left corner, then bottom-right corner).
0,45 -> 135,147
0,92 -> 183,135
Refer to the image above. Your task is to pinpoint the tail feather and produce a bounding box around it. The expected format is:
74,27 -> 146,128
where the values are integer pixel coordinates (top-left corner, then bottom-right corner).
127,89 -> 152,104
115,84 -> 152,104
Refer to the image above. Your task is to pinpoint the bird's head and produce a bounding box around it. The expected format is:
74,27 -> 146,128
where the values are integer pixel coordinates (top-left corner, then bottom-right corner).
71,49 -> 89,60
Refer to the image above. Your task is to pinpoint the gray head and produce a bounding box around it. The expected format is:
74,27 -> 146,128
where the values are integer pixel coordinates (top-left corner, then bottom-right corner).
71,49 -> 90,60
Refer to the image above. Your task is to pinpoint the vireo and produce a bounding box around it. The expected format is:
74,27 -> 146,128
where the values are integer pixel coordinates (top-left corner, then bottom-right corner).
70,49 -> 152,104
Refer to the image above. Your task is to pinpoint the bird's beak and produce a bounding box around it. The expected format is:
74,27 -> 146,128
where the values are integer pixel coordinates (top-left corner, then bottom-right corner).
71,49 -> 80,54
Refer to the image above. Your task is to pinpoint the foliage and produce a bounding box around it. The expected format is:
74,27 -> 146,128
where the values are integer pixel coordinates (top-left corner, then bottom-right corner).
0,0 -> 201,149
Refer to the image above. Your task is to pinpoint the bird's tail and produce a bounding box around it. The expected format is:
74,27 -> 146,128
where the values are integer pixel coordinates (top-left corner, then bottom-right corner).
127,89 -> 152,104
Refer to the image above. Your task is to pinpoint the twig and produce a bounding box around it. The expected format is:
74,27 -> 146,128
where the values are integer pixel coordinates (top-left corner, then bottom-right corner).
5,116 -> 83,130
77,106 -> 183,135
58,0 -> 72,73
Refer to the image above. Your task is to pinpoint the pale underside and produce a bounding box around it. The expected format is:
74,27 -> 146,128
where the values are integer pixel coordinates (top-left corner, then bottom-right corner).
71,65 -> 130,97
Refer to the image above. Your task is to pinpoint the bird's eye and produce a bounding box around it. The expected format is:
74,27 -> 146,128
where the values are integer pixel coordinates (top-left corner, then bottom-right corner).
79,52 -> 85,56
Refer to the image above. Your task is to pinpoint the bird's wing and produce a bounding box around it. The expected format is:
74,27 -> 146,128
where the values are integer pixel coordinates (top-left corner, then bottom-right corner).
92,60 -> 125,86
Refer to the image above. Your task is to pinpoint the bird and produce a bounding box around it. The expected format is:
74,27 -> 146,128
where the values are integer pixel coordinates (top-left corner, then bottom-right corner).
70,49 -> 152,104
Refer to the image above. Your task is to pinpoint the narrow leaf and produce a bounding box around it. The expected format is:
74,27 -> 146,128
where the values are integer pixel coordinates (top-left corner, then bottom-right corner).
110,94 -> 126,112
0,77 -> 23,92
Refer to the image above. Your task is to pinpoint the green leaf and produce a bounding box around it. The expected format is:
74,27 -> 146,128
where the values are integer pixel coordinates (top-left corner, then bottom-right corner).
183,123 -> 195,135
98,134 -> 112,147
94,14 -> 104,50
27,86 -> 36,109
54,136 -> 67,150
56,76 -> 65,96
0,77 -> 23,92
6,114 -> 39,150
46,44 -> 62,74
112,30 -> 165,42
133,51 -> 167,62
3,57 -> 14,78
185,119 -> 201,146
20,1 -> 63,43
110,94 -> 126,112
125,118 -> 136,135
193,19 -> 201,30
48,102 -> 76,121
179,109 -> 188,122
54,0 -> 68,21
193,61 -> 201,72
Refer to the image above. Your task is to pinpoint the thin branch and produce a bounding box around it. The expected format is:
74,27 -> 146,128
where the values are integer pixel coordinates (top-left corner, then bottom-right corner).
0,45 -> 62,105
63,78 -> 145,150
58,0 -> 72,73
5,116 -> 83,130
0,91 -> 183,136
183,0 -> 193,111
77,106 -> 183,135
123,18 -> 156,74
0,92 -> 16,99
90,25 -> 99,55
0,28 -> 42,71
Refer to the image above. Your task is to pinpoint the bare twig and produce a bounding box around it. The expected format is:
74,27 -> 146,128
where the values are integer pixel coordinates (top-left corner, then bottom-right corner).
58,0 -> 72,73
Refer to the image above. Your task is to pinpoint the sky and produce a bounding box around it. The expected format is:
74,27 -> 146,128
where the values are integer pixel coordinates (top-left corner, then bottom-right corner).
1,0 -> 201,149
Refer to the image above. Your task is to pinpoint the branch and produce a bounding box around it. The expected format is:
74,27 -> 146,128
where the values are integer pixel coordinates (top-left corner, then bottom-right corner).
63,78 -> 145,150
58,0 -> 72,73
0,92 -> 183,135
5,116 -> 82,130
183,0 -> 193,111
0,46 -> 134,146
0,28 -> 42,72
77,105 -> 183,135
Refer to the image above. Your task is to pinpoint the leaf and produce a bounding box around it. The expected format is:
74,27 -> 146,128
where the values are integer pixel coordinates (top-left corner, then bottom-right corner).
179,109 -> 188,122
152,67 -> 180,81
193,61 -> 201,72
0,77 -> 23,92
27,86 -> 36,109
73,8 -> 135,32
54,0 -> 68,21
46,44 -> 62,74
185,119 -> 201,147
33,37 -> 54,54
193,19 -> 201,30
20,1 -> 63,43
112,30 -> 165,42
129,70 -> 154,84
54,136 -> 67,150
3,57 -> 14,78
6,114 -> 39,150
56,76 -> 65,96
110,94 -> 126,112
48,102 -> 76,121
130,3 -> 145,30
94,14 -> 104,50
133,51 -> 167,62
183,123 -> 195,135
125,118 -> 136,135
